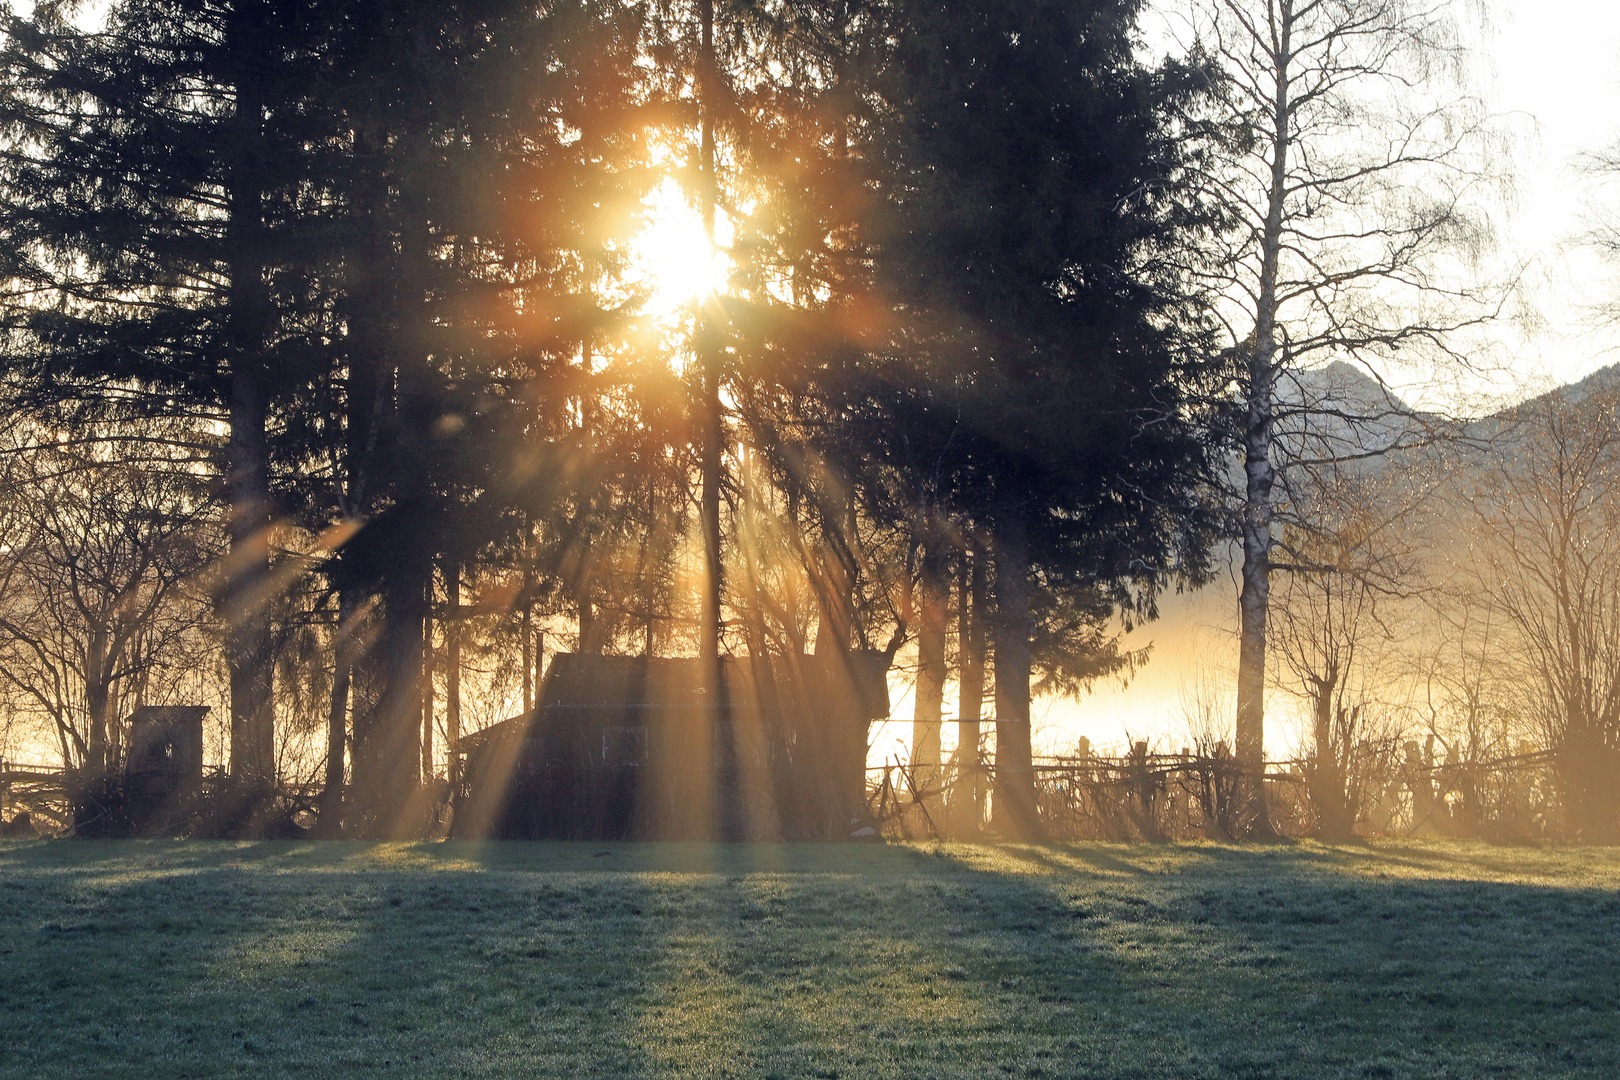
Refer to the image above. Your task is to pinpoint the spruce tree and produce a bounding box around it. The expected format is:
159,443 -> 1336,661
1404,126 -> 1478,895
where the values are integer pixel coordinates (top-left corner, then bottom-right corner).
861,0 -> 1223,836
0,0 -> 332,800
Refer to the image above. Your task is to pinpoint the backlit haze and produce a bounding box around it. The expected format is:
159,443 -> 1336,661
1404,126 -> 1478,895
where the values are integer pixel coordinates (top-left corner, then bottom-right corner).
912,0 -> 1620,763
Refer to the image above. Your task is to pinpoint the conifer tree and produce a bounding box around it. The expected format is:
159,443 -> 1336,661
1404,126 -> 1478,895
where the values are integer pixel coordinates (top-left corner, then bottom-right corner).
860,0 -> 1223,836
0,0 -> 332,799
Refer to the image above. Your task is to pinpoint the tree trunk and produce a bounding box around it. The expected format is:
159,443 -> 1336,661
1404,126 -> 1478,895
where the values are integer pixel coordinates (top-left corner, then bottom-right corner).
697,0 -> 722,678
85,626 -> 111,778
695,0 -> 737,839
911,530 -> 948,814
577,570 -> 597,654
421,573 -> 434,781
352,555 -> 426,836
522,598 -> 534,715
1235,389 -> 1277,835
954,542 -> 986,834
810,490 -> 863,827
348,60 -> 433,835
578,340 -> 600,656
316,585 -> 355,837
223,9 -> 275,793
1307,678 -> 1352,839
991,507 -> 1039,839
226,369 -> 275,790
1232,10 -> 1295,839
444,559 -> 461,788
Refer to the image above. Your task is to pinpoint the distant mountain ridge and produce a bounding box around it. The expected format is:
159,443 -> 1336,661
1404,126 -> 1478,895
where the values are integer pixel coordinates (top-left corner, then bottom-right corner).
1521,362 -> 1620,408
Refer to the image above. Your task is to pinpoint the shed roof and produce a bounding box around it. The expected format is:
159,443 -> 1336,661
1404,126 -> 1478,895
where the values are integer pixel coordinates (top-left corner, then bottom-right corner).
126,705 -> 210,726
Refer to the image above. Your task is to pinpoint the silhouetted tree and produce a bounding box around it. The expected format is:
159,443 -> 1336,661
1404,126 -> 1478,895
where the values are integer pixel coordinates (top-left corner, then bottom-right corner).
0,427 -> 214,777
857,0 -> 1225,837
0,0 -> 333,796
1464,385 -> 1620,841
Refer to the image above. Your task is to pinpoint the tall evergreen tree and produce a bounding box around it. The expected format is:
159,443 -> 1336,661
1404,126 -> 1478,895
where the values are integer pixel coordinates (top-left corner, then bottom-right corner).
859,0 -> 1223,836
0,0 -> 332,800
306,0 -> 647,834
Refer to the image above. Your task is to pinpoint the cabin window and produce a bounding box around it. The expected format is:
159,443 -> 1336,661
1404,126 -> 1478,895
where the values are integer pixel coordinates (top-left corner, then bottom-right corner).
602,726 -> 649,765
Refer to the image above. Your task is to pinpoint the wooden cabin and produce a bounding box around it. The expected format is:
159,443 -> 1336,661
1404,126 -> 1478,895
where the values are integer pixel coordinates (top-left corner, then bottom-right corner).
451,651 -> 891,840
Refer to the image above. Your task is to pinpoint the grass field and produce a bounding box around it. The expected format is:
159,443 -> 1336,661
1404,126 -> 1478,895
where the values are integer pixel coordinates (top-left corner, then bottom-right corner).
1,840 -> 1617,1079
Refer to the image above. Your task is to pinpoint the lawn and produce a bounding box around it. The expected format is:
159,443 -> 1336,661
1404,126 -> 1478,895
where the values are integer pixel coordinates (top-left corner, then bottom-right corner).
0,840 -> 1616,1079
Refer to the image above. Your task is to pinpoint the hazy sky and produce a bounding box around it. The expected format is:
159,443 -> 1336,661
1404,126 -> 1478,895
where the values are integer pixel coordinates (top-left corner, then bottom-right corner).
1474,0 -> 1620,392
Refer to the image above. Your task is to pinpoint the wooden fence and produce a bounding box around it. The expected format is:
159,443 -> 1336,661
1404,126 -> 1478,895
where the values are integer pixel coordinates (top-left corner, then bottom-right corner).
867,742 -> 1561,841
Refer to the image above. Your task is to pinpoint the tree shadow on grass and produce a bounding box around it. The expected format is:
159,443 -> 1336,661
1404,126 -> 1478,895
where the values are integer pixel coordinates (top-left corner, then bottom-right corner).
616,842 -> 1620,1079
0,840 -> 682,1079
2,841 -> 1619,1079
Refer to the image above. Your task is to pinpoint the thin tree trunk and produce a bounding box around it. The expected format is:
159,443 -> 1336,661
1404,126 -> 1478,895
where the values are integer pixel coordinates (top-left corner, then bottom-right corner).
911,530 -> 948,812
578,574 -> 596,654
955,542 -> 986,834
317,585 -> 354,837
85,627 -> 110,777
444,558 -> 461,788
534,629 -> 545,695
578,340 -> 599,654
697,0 -> 736,839
698,0 -> 722,675
421,574 -> 434,781
991,508 -> 1039,839
522,599 -> 534,715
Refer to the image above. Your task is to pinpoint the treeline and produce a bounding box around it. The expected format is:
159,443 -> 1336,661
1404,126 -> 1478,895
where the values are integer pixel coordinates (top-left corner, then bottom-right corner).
1260,375 -> 1620,844
0,0 -> 1231,836
4,0 -> 1553,843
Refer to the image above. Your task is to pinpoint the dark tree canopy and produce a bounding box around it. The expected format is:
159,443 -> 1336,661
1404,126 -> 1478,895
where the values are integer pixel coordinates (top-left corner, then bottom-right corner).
0,0 -> 1228,838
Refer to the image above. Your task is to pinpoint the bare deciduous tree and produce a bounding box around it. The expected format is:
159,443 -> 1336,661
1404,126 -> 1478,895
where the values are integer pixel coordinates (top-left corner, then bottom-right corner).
1270,460 -> 1427,836
1465,383 -> 1620,840
0,434 -> 214,778
1178,0 -> 1503,831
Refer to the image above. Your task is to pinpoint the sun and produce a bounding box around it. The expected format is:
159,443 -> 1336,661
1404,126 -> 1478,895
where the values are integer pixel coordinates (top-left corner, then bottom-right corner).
631,177 -> 729,316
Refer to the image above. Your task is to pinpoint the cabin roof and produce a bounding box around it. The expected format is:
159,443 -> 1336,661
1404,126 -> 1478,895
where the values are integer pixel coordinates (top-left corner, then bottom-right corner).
126,705 -> 210,727
454,714 -> 526,755
536,653 -> 891,717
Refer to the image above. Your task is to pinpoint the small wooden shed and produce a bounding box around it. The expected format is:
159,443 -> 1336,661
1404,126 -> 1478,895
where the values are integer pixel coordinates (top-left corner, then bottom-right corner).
451,651 -> 892,840
124,705 -> 208,823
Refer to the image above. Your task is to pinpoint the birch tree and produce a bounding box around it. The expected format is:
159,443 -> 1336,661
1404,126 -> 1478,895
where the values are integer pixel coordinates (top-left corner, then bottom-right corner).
1182,0 -> 1501,832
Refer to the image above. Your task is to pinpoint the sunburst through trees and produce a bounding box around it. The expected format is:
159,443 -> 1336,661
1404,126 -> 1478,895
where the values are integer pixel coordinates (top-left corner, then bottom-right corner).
0,0 -> 1540,842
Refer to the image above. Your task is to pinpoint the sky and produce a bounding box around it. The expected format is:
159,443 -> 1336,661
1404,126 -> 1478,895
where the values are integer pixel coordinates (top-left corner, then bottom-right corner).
1470,0 -> 1620,390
